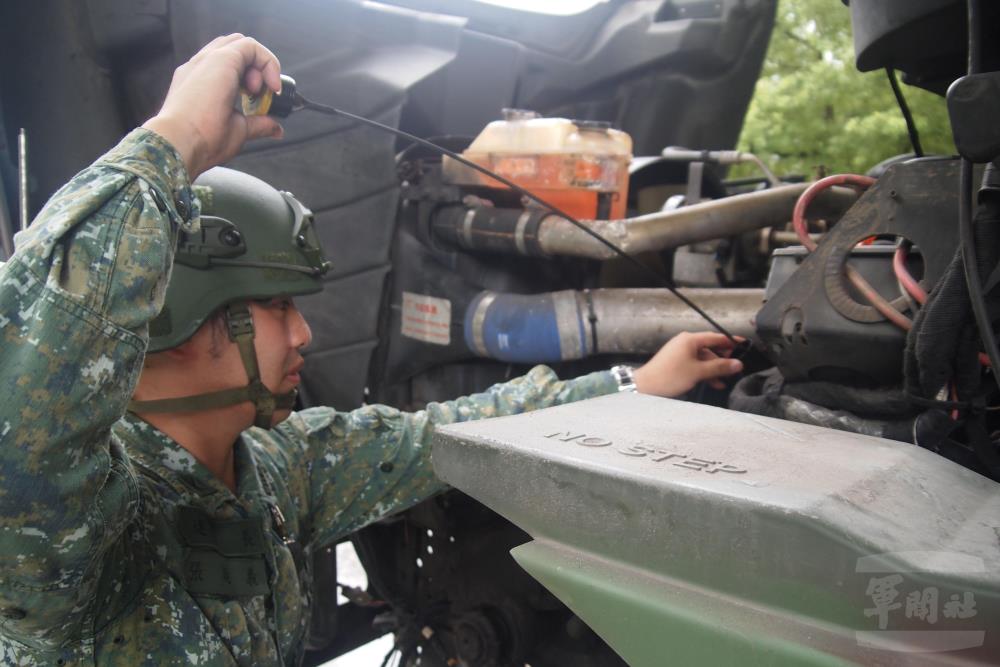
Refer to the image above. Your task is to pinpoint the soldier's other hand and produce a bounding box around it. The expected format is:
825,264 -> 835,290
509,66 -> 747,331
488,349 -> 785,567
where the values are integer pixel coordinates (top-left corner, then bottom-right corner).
142,34 -> 283,179
633,331 -> 744,398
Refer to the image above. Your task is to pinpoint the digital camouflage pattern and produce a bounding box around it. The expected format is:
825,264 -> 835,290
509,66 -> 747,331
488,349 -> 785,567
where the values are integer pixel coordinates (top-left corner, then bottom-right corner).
0,129 -> 617,665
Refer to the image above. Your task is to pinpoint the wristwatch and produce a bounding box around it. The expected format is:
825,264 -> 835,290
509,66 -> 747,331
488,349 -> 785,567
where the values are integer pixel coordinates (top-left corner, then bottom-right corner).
610,365 -> 637,393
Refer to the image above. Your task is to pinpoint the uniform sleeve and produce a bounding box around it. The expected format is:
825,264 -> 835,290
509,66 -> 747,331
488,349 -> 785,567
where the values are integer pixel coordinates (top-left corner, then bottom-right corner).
0,129 -> 194,650
273,366 -> 617,547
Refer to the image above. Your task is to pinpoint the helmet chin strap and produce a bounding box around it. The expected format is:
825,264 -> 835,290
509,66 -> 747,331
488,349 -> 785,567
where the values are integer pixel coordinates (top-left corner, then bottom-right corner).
128,301 -> 296,429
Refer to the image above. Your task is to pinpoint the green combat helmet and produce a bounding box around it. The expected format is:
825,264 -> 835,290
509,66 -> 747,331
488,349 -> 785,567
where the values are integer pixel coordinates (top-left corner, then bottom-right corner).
128,167 -> 330,428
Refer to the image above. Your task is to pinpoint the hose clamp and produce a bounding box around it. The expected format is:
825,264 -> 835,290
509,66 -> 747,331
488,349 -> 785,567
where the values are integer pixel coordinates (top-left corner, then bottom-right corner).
470,292 -> 497,357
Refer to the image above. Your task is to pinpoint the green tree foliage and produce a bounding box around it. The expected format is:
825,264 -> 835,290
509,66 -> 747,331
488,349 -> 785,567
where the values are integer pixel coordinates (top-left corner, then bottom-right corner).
736,0 -> 955,179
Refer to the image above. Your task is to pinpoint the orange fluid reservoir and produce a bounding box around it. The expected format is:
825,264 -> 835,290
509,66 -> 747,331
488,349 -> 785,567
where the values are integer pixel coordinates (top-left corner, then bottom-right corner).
442,109 -> 632,220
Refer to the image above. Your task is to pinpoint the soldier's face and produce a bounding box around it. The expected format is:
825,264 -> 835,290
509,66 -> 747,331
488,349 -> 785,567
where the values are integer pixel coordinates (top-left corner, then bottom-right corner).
137,297 -> 312,431
248,297 -> 313,423
190,297 -> 313,427
168,298 -> 312,430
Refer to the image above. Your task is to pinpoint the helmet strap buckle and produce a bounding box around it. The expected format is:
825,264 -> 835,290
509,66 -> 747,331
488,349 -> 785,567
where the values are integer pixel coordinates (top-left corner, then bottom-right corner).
225,302 -> 255,342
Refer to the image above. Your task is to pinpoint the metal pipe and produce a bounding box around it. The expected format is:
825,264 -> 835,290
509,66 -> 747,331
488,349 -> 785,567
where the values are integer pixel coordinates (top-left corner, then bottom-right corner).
587,288 -> 760,353
464,288 -> 762,362
18,129 -> 28,231
661,147 -> 782,187
768,230 -> 822,246
536,183 -> 860,260
0,172 -> 13,259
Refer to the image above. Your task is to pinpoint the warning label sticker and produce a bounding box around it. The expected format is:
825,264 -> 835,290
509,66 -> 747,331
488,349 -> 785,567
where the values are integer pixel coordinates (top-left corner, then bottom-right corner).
401,292 -> 452,346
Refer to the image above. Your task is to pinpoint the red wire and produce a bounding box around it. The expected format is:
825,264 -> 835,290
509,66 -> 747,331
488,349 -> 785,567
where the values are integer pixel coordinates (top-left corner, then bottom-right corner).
893,245 -> 927,304
792,173 -> 912,329
845,264 -> 913,329
893,245 -> 991,366
792,174 -> 876,250
794,175 -> 991,404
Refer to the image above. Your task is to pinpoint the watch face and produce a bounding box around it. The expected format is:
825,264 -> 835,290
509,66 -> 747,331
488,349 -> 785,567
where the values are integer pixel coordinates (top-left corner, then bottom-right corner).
612,365 -> 636,391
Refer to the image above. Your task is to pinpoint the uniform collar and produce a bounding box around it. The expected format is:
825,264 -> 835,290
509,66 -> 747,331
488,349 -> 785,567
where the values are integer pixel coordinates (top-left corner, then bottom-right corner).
116,414 -> 266,503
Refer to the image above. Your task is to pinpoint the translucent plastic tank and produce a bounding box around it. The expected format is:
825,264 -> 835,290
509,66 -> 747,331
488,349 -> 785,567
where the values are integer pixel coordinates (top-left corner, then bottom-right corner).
443,109 -> 633,220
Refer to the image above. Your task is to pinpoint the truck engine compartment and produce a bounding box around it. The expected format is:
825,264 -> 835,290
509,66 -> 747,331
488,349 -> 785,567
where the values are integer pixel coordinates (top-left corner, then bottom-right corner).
2,0 -> 999,664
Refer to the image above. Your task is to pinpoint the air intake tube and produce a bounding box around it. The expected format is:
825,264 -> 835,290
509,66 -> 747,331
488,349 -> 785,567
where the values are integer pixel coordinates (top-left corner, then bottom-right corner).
464,288 -> 761,363
433,184 -> 859,260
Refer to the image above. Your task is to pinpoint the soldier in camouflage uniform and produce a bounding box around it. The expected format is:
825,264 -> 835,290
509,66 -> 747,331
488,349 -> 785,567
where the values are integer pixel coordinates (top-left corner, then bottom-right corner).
0,35 -> 743,665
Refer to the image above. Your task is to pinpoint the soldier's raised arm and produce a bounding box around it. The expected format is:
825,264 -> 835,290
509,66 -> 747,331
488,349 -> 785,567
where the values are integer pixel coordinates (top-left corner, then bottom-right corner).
0,36 -> 281,656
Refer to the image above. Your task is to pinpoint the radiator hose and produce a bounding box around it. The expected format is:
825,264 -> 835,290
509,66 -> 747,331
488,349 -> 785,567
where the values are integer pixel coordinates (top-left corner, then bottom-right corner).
463,288 -> 760,363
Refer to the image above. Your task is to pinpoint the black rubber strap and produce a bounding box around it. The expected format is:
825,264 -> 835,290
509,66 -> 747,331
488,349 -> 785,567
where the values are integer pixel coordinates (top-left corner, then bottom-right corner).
905,392 -> 970,410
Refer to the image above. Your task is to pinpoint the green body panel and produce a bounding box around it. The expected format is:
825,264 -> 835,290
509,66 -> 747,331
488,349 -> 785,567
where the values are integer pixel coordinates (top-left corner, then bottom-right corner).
433,393 -> 1000,665
513,540 -> 852,667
